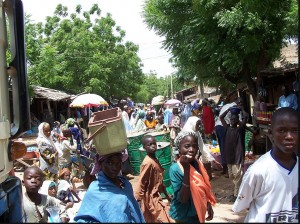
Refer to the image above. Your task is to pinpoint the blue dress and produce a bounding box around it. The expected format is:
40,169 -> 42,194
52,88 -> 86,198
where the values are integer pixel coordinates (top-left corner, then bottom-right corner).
74,171 -> 145,223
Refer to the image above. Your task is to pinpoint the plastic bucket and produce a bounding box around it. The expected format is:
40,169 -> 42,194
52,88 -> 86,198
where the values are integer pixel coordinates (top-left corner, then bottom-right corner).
147,131 -> 170,143
139,142 -> 173,194
88,108 -> 127,156
127,131 -> 145,175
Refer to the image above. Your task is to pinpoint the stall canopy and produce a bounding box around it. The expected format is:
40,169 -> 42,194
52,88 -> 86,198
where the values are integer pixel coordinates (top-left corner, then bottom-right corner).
70,93 -> 108,108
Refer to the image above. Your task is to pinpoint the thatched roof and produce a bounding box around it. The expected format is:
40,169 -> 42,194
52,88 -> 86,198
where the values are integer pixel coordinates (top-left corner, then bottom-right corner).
32,85 -> 71,101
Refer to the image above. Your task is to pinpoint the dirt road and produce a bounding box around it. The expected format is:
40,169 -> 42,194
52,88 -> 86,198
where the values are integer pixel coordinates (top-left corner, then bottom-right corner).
129,169 -> 247,223
15,166 -> 247,223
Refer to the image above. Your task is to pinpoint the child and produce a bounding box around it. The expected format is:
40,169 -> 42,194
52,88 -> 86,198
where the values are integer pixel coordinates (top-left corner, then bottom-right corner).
74,152 -> 145,222
22,166 -> 68,223
220,106 -> 248,202
38,180 -> 73,223
39,180 -> 58,198
144,112 -> 158,130
232,107 -> 298,222
134,135 -> 172,223
169,131 -> 216,223
155,114 -> 169,131
57,168 -> 81,204
58,125 -> 78,170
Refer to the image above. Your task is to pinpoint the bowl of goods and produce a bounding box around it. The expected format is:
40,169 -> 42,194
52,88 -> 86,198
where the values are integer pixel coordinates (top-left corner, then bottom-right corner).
230,106 -> 241,114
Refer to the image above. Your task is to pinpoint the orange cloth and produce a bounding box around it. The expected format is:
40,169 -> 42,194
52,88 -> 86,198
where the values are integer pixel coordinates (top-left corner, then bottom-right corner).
177,160 -> 216,222
144,119 -> 158,129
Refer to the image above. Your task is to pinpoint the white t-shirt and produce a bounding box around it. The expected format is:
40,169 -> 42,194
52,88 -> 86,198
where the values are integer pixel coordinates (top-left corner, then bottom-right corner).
232,150 -> 298,223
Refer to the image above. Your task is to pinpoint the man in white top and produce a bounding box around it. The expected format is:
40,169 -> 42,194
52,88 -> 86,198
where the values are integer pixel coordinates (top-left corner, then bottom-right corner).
214,97 -> 243,175
232,107 -> 298,222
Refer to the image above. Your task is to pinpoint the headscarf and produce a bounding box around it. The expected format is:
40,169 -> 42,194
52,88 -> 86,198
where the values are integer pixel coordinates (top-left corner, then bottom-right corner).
66,118 -> 75,127
36,122 -> 57,151
90,151 -> 127,175
182,116 -> 214,163
174,130 -> 198,152
137,110 -> 145,119
182,116 -> 199,132
38,180 -> 56,195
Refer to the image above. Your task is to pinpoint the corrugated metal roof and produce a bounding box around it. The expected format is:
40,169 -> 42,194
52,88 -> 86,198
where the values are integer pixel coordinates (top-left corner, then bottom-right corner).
32,85 -> 71,101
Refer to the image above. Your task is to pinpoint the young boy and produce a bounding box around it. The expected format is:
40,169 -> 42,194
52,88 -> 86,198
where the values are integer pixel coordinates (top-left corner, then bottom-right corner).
232,107 -> 298,222
22,166 -> 69,223
220,106 -> 248,201
134,135 -> 172,223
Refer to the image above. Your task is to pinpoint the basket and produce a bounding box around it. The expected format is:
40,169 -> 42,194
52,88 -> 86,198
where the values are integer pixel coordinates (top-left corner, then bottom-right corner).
88,108 -> 127,156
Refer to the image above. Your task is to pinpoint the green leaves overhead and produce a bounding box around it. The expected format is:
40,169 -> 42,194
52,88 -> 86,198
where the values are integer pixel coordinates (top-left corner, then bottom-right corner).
25,3 -> 143,100
143,0 -> 297,99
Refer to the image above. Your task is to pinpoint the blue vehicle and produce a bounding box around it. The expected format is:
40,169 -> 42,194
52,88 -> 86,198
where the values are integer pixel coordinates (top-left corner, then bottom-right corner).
0,0 -> 30,222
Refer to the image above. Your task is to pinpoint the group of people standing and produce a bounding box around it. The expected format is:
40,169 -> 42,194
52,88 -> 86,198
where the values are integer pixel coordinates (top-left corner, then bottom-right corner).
20,91 -> 298,223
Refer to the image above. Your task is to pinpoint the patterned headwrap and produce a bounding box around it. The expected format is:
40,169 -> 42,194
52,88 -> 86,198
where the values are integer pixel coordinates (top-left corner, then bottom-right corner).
90,150 -> 128,175
66,118 -> 75,127
174,130 -> 198,150
137,110 -> 146,119
38,180 -> 56,195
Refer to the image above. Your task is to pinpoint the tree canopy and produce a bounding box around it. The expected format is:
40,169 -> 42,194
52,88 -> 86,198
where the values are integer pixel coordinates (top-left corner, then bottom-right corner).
25,4 -> 144,100
143,0 -> 298,100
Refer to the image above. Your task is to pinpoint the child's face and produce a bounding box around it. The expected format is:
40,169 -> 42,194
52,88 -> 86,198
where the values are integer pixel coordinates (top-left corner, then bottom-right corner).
63,171 -> 71,181
101,154 -> 122,179
23,169 -> 43,193
158,116 -> 164,124
143,137 -> 157,155
48,186 -> 57,197
43,124 -> 51,138
179,135 -> 198,160
269,114 -> 298,155
147,114 -> 153,121
230,114 -> 239,127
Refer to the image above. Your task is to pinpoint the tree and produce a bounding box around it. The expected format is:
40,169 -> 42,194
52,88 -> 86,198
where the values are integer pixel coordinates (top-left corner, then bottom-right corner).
135,70 -> 185,103
143,0 -> 298,100
25,4 -> 144,100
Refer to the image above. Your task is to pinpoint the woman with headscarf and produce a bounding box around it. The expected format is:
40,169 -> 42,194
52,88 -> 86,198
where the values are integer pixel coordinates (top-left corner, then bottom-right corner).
134,110 -> 147,132
169,130 -> 216,222
74,152 -> 145,223
183,116 -> 222,180
36,122 -> 59,181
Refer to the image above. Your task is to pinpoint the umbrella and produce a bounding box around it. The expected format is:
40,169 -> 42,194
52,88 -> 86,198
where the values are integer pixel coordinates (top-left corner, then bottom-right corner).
70,93 -> 108,108
164,99 -> 182,106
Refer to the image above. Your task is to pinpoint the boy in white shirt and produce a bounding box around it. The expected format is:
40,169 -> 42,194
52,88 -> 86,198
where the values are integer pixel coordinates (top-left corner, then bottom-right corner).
232,107 -> 298,222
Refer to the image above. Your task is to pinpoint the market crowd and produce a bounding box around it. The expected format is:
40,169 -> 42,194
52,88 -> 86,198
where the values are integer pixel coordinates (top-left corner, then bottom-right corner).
21,85 -> 298,223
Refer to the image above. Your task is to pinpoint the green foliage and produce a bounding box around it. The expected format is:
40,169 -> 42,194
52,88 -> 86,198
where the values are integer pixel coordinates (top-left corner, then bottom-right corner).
25,4 -> 144,100
135,71 -> 186,103
143,0 -> 297,99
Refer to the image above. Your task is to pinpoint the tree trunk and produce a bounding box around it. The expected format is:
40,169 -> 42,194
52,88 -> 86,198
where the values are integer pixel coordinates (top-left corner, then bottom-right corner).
242,63 -> 257,101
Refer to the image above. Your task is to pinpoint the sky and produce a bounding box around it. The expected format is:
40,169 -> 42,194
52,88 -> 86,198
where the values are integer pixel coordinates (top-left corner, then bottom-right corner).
21,0 -> 176,77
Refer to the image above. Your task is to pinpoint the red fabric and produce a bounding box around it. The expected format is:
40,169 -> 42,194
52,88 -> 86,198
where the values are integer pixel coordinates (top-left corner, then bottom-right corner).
202,106 -> 215,135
